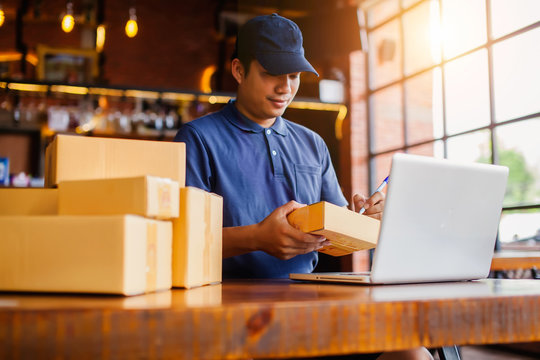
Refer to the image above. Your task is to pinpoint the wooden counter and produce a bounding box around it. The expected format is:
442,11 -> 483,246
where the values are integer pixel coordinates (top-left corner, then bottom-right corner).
1,279 -> 540,359
491,250 -> 540,271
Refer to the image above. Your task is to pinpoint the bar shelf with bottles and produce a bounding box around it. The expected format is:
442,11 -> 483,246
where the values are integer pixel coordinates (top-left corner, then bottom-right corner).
0,79 -> 346,184
0,79 -> 345,138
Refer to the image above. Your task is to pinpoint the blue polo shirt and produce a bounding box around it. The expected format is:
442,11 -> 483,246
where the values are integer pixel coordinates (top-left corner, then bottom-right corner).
174,100 -> 347,278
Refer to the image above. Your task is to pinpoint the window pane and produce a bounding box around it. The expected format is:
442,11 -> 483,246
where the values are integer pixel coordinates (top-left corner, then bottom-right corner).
495,118 -> 540,207
493,27 -> 540,122
442,0 -> 487,59
403,0 -> 441,75
371,85 -> 404,153
402,0 -> 422,9
490,0 -> 540,39
499,209 -> 540,248
407,140 -> 444,158
373,151 -> 400,192
405,68 -> 443,144
444,50 -> 490,135
446,130 -> 491,163
368,19 -> 403,89
367,0 -> 400,28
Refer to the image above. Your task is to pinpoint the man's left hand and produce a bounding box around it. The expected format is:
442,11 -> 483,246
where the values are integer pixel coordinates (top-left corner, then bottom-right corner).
353,191 -> 385,220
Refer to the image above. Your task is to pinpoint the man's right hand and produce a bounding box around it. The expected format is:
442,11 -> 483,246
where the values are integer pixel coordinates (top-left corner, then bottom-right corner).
222,201 -> 330,259
255,201 -> 330,260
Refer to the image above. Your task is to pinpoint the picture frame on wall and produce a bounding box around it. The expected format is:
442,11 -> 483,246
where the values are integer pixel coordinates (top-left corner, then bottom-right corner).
36,45 -> 98,84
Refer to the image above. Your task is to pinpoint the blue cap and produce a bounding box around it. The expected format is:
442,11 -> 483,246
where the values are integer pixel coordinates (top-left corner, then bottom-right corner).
236,13 -> 318,76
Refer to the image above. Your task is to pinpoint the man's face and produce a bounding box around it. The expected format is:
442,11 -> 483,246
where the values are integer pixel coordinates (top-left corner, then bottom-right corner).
236,60 -> 300,123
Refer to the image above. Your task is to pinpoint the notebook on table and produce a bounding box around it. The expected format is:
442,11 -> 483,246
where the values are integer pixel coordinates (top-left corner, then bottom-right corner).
290,153 -> 509,285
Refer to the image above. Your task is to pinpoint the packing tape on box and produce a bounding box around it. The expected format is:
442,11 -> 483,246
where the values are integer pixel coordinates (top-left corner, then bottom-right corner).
146,222 -> 158,293
157,181 -> 173,218
203,194 -> 212,281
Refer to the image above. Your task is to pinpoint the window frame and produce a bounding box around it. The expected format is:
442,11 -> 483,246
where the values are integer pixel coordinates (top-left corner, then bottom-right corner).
364,0 -> 540,248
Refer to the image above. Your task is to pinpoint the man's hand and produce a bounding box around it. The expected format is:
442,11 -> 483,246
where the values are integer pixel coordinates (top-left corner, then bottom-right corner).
353,191 -> 385,220
255,200 -> 330,260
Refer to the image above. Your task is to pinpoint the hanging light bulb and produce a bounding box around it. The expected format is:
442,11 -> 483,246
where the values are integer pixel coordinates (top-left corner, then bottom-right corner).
125,7 -> 138,38
96,24 -> 106,52
61,2 -> 74,33
0,4 -> 5,28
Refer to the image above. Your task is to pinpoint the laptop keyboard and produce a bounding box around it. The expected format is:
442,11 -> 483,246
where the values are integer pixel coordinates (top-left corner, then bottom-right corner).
339,272 -> 370,275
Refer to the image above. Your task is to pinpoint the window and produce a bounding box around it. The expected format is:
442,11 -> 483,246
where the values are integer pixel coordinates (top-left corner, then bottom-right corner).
441,0 -> 487,59
363,0 -> 540,250
492,27 -> 540,122
490,0 -> 540,39
403,1 -> 440,75
368,20 -> 402,89
371,85 -> 403,153
444,50 -> 490,135
495,119 -> 540,207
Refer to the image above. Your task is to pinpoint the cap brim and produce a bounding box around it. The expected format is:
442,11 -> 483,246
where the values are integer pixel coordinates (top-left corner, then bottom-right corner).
256,52 -> 319,77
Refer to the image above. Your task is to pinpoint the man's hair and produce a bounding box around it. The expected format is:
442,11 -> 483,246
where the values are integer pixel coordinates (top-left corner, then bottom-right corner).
231,45 -> 254,76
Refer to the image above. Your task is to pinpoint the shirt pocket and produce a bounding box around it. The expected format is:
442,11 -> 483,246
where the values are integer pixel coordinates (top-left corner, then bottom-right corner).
294,163 -> 322,205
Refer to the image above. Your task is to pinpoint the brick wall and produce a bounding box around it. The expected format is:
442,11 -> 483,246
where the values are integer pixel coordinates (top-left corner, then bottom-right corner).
0,0 -> 221,90
102,0 -> 219,89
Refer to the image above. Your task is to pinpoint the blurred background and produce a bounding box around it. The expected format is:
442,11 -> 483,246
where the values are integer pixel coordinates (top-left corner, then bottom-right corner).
0,0 -> 539,269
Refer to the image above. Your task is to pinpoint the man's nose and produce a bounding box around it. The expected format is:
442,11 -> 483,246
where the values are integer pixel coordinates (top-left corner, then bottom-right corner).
275,76 -> 291,93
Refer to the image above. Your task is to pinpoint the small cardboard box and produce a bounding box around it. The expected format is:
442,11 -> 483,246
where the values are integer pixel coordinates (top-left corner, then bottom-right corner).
0,188 -> 58,215
45,134 -> 186,187
287,201 -> 380,256
0,215 -> 172,295
58,176 -> 180,219
172,187 -> 223,288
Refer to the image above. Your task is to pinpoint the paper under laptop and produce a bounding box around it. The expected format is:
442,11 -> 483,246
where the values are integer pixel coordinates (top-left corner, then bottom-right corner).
290,153 -> 509,285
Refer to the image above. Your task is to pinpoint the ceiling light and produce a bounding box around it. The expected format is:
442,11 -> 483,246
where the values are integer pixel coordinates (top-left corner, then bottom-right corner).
125,7 -> 138,38
61,2 -> 75,33
96,25 -> 105,52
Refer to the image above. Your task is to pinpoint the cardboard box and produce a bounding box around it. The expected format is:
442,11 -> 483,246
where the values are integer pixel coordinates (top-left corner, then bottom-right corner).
0,188 -> 58,215
0,215 -> 172,295
287,201 -> 380,256
45,134 -> 185,187
58,176 -> 180,219
172,187 -> 222,288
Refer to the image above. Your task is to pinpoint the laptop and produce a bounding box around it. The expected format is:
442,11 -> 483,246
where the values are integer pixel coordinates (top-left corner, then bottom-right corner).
290,153 -> 509,285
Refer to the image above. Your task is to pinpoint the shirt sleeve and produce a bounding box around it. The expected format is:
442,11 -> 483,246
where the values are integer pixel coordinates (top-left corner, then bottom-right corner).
174,123 -> 213,192
319,140 -> 348,207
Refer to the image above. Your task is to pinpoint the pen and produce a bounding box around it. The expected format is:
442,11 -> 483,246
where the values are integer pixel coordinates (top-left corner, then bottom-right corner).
358,176 -> 389,215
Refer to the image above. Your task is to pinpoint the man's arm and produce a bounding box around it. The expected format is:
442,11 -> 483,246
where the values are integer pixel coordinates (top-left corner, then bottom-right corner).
223,200 -> 330,259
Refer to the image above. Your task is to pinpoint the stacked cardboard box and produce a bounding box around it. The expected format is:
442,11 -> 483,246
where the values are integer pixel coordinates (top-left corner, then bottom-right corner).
0,215 -> 172,295
0,134 -> 223,295
0,188 -> 58,215
173,187 -> 222,289
44,135 -> 186,187
58,176 -> 180,219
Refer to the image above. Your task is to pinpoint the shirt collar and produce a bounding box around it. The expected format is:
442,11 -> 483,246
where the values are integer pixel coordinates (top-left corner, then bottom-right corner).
225,100 -> 288,136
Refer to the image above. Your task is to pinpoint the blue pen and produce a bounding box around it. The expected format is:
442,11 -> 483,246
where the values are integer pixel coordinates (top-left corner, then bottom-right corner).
358,176 -> 389,215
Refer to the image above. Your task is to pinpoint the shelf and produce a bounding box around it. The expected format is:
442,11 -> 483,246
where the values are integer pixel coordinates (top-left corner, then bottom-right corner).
0,79 -> 346,114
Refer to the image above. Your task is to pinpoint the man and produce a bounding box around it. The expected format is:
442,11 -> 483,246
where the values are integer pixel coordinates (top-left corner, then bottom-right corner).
175,13 -> 382,278
175,14 -> 431,360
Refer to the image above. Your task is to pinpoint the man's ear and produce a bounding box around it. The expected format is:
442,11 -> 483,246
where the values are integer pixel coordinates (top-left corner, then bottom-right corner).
231,59 -> 245,84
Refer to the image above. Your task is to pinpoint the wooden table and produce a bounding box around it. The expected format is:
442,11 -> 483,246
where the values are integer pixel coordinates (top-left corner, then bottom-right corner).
491,250 -> 540,272
1,279 -> 540,359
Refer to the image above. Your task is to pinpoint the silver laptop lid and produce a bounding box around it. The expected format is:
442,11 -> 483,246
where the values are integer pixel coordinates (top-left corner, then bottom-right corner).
370,153 -> 509,284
